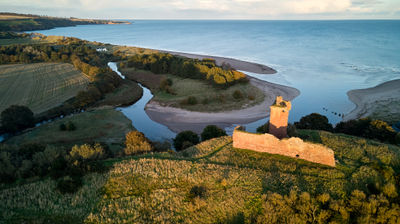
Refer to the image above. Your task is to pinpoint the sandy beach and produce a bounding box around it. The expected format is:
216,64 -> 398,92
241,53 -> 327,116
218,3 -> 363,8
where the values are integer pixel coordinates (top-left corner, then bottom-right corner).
344,79 -> 400,122
145,76 -> 300,133
161,50 -> 277,74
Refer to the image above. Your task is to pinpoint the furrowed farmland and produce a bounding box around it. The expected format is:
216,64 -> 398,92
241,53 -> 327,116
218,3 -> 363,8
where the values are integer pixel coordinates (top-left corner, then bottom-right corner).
0,63 -> 89,114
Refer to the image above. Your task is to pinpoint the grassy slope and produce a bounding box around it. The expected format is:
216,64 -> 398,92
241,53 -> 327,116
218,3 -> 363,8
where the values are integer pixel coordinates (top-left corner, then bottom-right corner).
95,79 -> 143,107
3,131 -> 399,223
6,108 -> 135,149
121,67 -> 265,112
0,63 -> 89,114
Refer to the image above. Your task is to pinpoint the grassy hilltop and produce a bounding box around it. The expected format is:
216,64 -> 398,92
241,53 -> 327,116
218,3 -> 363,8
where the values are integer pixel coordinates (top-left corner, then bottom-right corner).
0,12 -> 129,32
1,131 -> 400,223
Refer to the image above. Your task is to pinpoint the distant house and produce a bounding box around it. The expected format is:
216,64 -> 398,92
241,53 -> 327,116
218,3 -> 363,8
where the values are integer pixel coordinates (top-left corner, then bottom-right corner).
96,48 -> 108,52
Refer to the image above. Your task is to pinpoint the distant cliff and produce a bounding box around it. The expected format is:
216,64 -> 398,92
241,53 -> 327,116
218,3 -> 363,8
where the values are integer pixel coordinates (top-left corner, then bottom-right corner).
0,12 -> 130,32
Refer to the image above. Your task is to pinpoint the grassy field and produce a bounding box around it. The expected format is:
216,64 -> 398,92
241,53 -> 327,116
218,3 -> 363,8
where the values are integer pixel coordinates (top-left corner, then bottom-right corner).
370,99 -> 400,125
6,108 -> 135,150
2,130 -> 399,223
121,67 -> 265,112
0,63 -> 89,114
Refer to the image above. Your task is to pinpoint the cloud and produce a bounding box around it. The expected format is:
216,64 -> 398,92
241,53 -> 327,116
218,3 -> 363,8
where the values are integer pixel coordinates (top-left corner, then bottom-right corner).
1,0 -> 399,19
284,0 -> 352,14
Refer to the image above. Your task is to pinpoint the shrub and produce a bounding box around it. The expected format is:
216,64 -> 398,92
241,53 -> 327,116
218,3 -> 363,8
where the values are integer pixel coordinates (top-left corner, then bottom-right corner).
287,123 -> 298,137
335,118 -> 397,143
294,113 -> 333,131
248,94 -> 255,101
187,96 -> 198,105
56,175 -> 83,194
1,105 -> 35,133
188,185 -> 207,200
69,143 -> 106,161
152,141 -> 171,152
201,125 -> 227,141
233,90 -> 244,100
124,131 -> 153,155
59,123 -> 67,131
256,122 -> 269,134
65,121 -> 76,131
201,98 -> 209,105
173,131 -> 199,151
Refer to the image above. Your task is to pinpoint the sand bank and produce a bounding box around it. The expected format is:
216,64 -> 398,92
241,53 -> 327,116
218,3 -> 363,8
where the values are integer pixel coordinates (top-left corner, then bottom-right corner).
161,50 -> 277,74
145,76 -> 300,133
344,79 -> 400,122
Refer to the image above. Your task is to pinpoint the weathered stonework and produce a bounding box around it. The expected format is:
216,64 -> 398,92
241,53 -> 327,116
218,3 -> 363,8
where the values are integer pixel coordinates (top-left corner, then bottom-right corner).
232,127 -> 336,166
269,96 -> 291,139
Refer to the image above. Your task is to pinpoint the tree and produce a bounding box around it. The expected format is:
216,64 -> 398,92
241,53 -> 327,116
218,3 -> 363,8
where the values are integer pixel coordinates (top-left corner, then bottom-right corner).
201,125 -> 227,141
124,131 -> 153,155
294,113 -> 333,131
1,105 -> 35,133
173,131 -> 199,151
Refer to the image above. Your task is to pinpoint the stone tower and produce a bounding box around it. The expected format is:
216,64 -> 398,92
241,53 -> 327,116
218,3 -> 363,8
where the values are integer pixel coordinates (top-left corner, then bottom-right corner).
269,96 -> 291,139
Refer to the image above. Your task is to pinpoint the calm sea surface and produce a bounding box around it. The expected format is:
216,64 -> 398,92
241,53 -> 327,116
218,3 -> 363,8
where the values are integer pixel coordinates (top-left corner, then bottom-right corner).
32,20 -> 400,134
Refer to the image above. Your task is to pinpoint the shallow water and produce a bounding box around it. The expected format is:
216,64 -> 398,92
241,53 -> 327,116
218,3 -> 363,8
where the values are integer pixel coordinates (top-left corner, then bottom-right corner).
32,20 -> 400,132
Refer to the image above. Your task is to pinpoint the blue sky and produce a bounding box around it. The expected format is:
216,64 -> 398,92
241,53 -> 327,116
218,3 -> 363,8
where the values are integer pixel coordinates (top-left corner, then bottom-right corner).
1,0 -> 399,19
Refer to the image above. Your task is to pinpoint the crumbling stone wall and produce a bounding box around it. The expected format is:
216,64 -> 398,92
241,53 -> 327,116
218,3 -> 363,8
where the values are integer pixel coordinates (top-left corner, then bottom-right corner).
232,127 -> 335,167
269,96 -> 291,139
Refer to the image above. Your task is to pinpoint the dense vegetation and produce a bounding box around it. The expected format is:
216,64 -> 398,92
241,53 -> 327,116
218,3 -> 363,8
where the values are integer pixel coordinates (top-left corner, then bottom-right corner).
0,13 -> 125,32
3,129 -> 400,223
125,53 -> 248,87
0,36 -> 123,129
0,105 -> 34,133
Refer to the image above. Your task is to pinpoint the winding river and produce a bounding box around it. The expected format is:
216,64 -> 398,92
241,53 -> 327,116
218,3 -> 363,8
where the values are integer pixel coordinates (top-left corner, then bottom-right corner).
108,62 -> 176,141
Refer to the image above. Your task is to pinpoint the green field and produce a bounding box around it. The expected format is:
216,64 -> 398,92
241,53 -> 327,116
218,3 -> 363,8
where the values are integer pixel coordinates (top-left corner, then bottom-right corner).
6,108 -> 135,149
121,67 -> 265,112
2,130 -> 400,223
0,63 -> 89,114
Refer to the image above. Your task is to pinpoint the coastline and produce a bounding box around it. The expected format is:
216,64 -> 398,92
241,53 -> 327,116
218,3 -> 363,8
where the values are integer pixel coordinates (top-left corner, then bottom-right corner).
145,76 -> 300,133
344,79 -> 400,123
161,50 -> 277,74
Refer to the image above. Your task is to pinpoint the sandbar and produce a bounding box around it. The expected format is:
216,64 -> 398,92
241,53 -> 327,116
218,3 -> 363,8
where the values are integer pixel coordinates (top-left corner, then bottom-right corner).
344,79 -> 400,122
145,76 -> 300,133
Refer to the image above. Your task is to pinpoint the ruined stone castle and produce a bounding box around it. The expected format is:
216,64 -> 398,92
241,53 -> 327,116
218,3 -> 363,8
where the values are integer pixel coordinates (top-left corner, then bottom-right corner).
233,96 -> 335,167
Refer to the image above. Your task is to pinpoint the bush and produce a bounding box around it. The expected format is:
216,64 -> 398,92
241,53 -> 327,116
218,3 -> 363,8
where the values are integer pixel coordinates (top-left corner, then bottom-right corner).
65,121 -> 76,131
248,94 -> 255,101
187,96 -> 198,105
1,105 -> 35,133
335,118 -> 397,143
294,113 -> 333,131
124,131 -> 153,155
173,131 -> 199,151
69,143 -> 106,161
152,141 -> 172,152
232,90 -> 244,100
201,125 -> 227,141
201,98 -> 209,105
256,122 -> 269,134
188,185 -> 207,200
59,123 -> 67,131
56,175 -> 83,194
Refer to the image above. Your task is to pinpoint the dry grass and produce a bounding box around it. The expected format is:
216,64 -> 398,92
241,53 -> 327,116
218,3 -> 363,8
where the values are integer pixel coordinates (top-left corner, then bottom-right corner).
2,131 -> 400,223
86,158 -> 264,224
0,173 -> 107,223
0,63 -> 89,114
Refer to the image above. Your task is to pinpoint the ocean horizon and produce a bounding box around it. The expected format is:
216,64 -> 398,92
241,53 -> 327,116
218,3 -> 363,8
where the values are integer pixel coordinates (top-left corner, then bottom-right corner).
31,20 -> 400,126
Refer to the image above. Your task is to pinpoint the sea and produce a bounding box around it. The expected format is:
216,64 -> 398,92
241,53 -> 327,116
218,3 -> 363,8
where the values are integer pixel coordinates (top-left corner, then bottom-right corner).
30,20 -> 400,136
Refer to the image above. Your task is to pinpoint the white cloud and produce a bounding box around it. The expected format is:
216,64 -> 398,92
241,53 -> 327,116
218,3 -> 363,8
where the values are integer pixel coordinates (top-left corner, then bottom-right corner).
1,0 -> 399,19
284,0 -> 352,14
